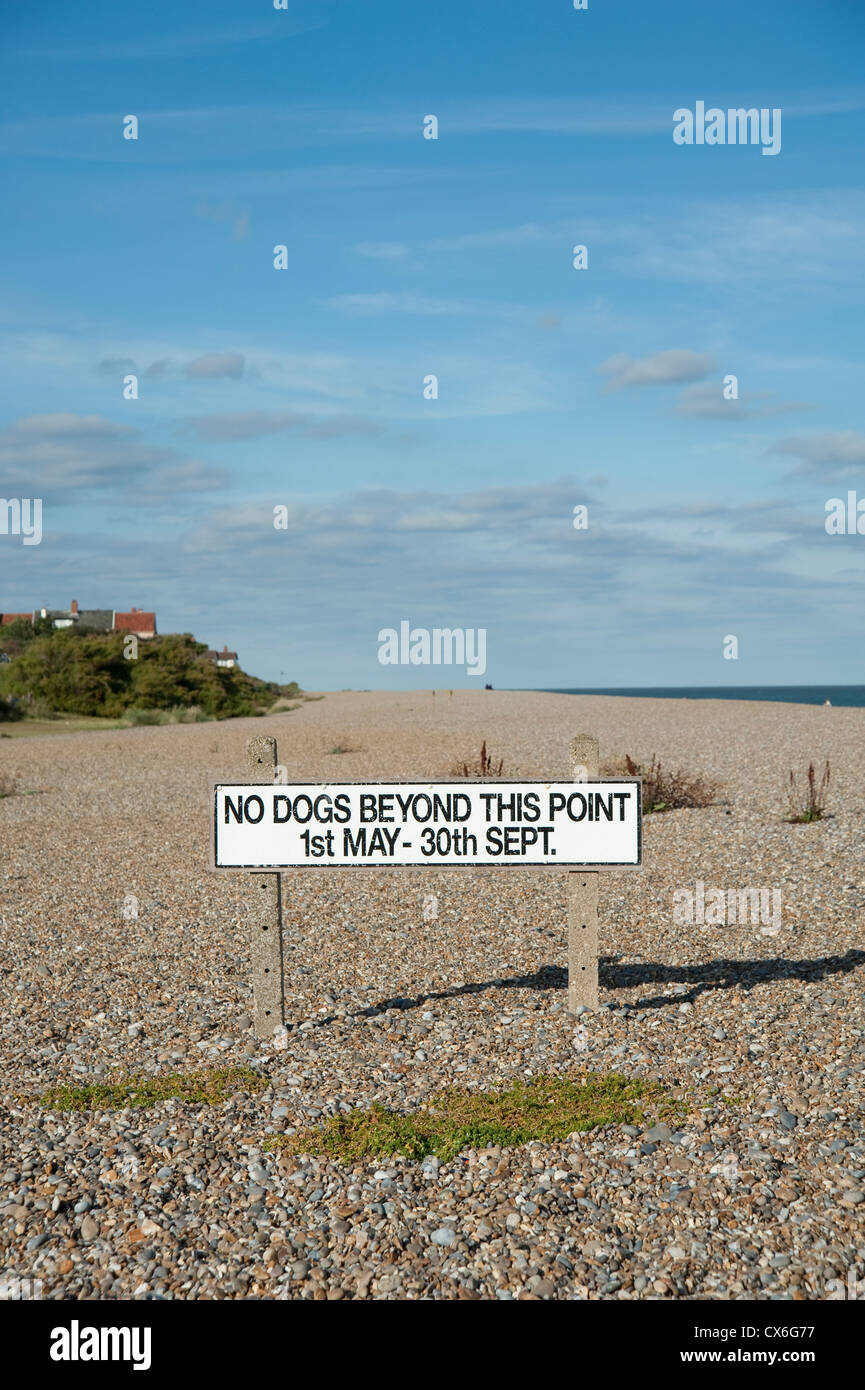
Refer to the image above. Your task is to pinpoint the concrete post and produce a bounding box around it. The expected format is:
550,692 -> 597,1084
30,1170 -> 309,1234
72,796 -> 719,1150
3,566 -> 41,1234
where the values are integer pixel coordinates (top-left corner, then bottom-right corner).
568,734 -> 599,1012
247,736 -> 285,1040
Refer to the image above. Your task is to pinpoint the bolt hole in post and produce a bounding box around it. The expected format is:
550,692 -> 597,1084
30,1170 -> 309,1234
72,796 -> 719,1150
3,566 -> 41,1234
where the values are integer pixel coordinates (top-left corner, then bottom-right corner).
568,735 -> 600,1013
246,736 -> 286,1041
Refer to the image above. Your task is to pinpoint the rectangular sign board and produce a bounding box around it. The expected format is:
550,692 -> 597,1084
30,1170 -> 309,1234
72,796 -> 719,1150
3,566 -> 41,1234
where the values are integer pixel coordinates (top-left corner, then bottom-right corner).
213,780 -> 641,869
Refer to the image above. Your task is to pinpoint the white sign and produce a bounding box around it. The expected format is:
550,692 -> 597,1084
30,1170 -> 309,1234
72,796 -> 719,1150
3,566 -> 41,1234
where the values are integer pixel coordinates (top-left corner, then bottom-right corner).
213,781 -> 641,869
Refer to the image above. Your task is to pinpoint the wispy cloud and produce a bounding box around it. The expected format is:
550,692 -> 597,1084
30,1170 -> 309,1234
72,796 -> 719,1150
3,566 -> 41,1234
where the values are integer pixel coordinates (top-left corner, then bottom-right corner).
600,350 -> 714,392
195,202 -> 250,242
14,20 -> 322,62
674,384 -> 815,420
355,242 -> 411,261
184,353 -> 246,380
771,430 -> 865,478
177,412 -> 386,443
0,413 -> 227,497
325,292 -> 480,318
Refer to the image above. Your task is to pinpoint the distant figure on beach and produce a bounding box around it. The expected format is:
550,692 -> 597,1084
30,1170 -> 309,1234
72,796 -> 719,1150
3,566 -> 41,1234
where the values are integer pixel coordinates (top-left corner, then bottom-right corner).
824,699 -> 832,706
485,683 -> 494,690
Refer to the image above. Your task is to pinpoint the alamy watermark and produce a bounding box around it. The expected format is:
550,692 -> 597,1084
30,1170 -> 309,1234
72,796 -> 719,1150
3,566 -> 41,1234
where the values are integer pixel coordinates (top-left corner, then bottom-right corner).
825,492 -> 865,535
673,880 -> 783,935
378,622 -> 487,677
0,1275 -> 42,1300
1,498 -> 42,545
826,1268 -> 864,1300
673,103 -> 781,156
50,1321 -> 152,1370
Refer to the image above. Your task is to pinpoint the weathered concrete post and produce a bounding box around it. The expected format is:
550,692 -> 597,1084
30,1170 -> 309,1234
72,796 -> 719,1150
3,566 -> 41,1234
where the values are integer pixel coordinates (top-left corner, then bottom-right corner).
568,734 -> 599,1012
247,736 -> 285,1040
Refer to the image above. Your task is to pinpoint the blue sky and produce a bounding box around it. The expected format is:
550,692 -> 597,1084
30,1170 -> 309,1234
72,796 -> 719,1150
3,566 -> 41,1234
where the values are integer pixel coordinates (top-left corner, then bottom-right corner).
1,0 -> 864,688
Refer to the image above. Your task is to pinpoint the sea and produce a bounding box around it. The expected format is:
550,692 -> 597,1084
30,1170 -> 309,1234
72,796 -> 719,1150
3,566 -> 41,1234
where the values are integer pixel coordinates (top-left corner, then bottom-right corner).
537,686 -> 865,708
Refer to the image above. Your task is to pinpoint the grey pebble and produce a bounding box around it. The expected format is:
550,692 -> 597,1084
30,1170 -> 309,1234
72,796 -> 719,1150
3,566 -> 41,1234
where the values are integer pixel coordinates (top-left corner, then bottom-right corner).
644,1124 -> 672,1142
430,1227 -> 456,1246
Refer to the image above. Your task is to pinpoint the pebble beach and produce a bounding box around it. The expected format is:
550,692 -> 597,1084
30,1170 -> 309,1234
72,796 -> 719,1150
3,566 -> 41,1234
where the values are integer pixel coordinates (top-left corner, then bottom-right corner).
1,689 -> 863,1301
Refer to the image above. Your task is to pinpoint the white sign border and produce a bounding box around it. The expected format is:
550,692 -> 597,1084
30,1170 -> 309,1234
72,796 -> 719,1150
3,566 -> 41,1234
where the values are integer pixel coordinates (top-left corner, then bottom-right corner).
211,778 -> 643,872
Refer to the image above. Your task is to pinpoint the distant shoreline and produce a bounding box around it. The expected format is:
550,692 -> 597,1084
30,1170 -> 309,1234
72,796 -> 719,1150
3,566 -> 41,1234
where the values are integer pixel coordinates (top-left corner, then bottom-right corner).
532,686 -> 865,708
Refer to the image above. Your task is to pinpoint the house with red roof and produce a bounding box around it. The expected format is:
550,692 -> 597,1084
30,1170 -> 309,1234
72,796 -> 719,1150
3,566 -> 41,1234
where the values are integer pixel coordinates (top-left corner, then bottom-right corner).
113,608 -> 157,639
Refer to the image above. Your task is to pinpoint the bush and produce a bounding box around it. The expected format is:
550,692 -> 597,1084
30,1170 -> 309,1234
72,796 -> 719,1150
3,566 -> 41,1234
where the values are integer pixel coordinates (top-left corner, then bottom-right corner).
0,628 -> 299,721
27,698 -> 57,721
0,696 -> 21,723
123,707 -> 164,726
604,753 -> 721,813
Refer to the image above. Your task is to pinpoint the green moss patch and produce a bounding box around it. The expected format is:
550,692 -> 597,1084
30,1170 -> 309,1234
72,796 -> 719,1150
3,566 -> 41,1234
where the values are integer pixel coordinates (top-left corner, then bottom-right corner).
39,1065 -> 266,1111
268,1071 -> 672,1163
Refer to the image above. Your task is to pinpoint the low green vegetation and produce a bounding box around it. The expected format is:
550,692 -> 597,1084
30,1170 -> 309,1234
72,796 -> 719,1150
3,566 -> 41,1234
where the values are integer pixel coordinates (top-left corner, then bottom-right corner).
786,760 -> 830,823
39,1066 -> 266,1111
0,622 -> 300,721
268,1071 -> 672,1163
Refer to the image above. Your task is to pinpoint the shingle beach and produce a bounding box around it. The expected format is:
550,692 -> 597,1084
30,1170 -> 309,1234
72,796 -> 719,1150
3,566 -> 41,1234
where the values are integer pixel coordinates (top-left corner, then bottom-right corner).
1,690 -> 863,1300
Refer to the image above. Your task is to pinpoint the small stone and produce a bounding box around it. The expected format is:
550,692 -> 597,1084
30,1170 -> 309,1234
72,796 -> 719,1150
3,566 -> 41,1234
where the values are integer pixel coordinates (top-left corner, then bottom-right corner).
841,1189 -> 864,1206
80,1215 -> 99,1242
431,1226 -> 456,1246
645,1124 -> 672,1142
778,1112 -> 798,1131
